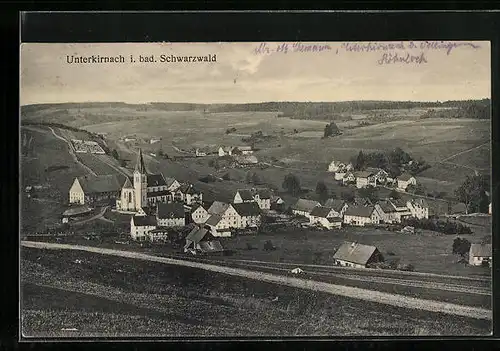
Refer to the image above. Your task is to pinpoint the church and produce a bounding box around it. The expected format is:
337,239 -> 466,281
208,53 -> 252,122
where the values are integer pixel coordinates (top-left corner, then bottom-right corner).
116,149 -> 181,213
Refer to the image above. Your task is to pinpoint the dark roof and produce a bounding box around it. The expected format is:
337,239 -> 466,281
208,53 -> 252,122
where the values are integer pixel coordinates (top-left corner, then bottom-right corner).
390,199 -> 408,208
157,202 -> 185,219
256,188 -> 272,199
208,201 -> 230,215
333,242 -> 378,265
354,197 -> 372,206
328,217 -> 343,223
469,243 -> 492,257
178,183 -> 200,195
409,198 -> 429,208
344,205 -> 375,218
234,155 -> 258,164
132,215 -> 157,227
134,149 -> 147,173
198,240 -> 224,252
310,206 -> 334,218
147,189 -> 171,198
77,174 -> 122,194
205,214 -> 223,226
147,173 -> 167,187
398,173 -> 414,181
354,171 -> 374,178
62,205 -> 92,217
376,200 -> 397,213
165,177 -> 179,188
236,189 -> 255,201
122,177 -> 133,189
191,203 -> 207,213
186,226 -> 209,244
292,199 -> 320,213
232,202 -> 261,216
324,199 -> 346,212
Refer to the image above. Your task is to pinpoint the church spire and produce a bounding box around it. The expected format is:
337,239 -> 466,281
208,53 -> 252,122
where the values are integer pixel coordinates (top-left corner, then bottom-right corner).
134,149 -> 147,174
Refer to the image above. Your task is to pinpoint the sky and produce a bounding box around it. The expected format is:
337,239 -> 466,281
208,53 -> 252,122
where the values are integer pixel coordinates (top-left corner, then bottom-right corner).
20,41 -> 490,105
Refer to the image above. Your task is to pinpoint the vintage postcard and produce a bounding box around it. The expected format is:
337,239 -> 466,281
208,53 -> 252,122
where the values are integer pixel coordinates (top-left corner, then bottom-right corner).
20,41 -> 492,338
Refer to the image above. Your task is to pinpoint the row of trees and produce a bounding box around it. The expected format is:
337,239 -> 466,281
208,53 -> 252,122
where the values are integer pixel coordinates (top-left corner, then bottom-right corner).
350,148 -> 430,176
454,174 -> 490,214
402,217 -> 472,235
421,99 -> 490,120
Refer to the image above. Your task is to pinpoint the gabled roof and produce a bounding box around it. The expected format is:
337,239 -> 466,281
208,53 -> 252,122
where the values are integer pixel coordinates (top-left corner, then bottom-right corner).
234,155 -> 258,164
232,202 -> 261,217
310,206 -> 334,218
77,174 -> 122,194
132,215 -> 157,227
398,172 -> 415,181
324,199 -> 346,212
344,205 -> 375,218
389,199 -> 408,208
376,200 -> 397,213
208,201 -> 230,215
198,240 -> 224,253
236,189 -> 255,201
292,199 -> 320,213
205,214 -> 223,226
186,226 -> 209,244
328,217 -> 343,223
354,171 -> 374,178
165,177 -> 179,188
469,243 -> 492,257
178,183 -> 200,195
157,202 -> 185,219
333,242 -> 378,265
220,146 -> 234,152
147,173 -> 167,187
122,177 -> 133,189
191,203 -> 207,213
255,188 -> 272,199
354,197 -> 372,206
134,149 -> 147,173
236,188 -> 272,201
408,198 -> 429,208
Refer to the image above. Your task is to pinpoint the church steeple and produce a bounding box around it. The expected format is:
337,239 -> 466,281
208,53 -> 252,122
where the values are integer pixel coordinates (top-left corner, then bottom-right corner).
134,149 -> 147,174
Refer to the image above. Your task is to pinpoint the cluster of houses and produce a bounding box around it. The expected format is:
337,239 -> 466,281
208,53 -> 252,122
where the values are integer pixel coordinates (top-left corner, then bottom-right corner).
328,160 -> 417,192
71,139 -> 106,154
291,196 -> 429,229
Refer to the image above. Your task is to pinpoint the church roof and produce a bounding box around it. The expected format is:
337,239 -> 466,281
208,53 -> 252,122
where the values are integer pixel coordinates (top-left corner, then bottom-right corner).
134,149 -> 147,173
122,177 -> 133,189
147,174 -> 167,187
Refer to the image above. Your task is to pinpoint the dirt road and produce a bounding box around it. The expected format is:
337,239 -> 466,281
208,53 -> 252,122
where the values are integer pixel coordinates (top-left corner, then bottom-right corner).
72,206 -> 109,226
21,241 -> 491,321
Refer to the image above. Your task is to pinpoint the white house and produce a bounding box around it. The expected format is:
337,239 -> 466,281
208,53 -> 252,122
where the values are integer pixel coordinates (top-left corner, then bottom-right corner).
148,228 -> 170,242
191,204 -> 210,224
232,202 -> 261,229
291,199 -> 321,218
173,183 -> 203,205
205,214 -> 232,237
69,174 -> 122,205
130,215 -> 157,241
396,173 -> 417,191
233,146 -> 254,155
333,242 -> 383,268
354,171 -> 377,189
374,200 -> 411,224
309,206 -> 342,230
342,172 -> 356,185
323,199 -> 348,217
469,243 -> 492,267
343,206 -> 381,226
328,160 -> 343,173
195,148 -> 207,157
207,201 -> 241,229
406,198 -> 429,219
365,167 -> 390,184
218,146 -> 233,157
156,202 -> 185,228
233,188 -> 272,210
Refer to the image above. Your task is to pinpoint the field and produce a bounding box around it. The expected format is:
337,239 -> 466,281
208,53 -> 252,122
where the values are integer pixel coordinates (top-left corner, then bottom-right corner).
21,247 -> 491,337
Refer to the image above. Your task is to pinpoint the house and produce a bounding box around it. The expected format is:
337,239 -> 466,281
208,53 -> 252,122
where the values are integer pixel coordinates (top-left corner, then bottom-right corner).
156,202 -> 186,228
469,243 -> 492,267
334,170 -> 347,181
218,146 -> 233,157
207,201 -> 241,229
333,242 -> 384,268
233,188 -> 272,210
270,195 -> 285,211
343,206 -> 381,226
184,226 -> 224,254
406,198 -> 429,219
374,200 -> 406,224
232,202 -> 262,229
148,227 -> 170,242
150,138 -> 161,144
234,146 -> 254,155
309,206 -> 342,229
205,214 -> 232,237
69,174 -> 122,205
342,172 -> 356,185
61,205 -> 92,223
354,171 -> 377,189
291,199 -> 321,218
396,173 -> 417,191
353,197 -> 373,207
324,198 -> 348,217
234,155 -> 258,165
191,204 -> 210,224
365,167 -> 390,184
174,183 -> 203,205
195,148 -> 207,157
130,215 -> 157,241
328,160 -> 344,173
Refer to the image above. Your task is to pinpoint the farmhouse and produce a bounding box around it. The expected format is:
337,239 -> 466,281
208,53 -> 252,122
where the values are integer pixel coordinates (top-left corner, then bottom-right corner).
291,199 -> 321,218
218,146 -> 233,157
328,160 -> 343,172
233,188 -> 272,210
233,146 -> 254,155
324,198 -> 348,217
61,205 -> 92,223
69,174 -> 122,205
354,171 -> 377,189
205,214 -> 232,237
343,205 -> 381,226
184,226 -> 224,254
374,200 -> 408,224
309,206 -> 342,229
130,215 -> 157,241
333,242 -> 384,268
469,243 -> 492,267
396,173 -> 417,191
207,201 -> 240,228
342,171 -> 356,185
232,202 -> 262,229
406,198 -> 429,219
365,167 -> 390,184
173,183 -> 203,205
156,202 -> 186,228
191,203 -> 210,224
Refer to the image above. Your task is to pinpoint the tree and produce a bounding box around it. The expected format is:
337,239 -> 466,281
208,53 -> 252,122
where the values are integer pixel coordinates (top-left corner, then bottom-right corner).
354,151 -> 366,170
315,181 -> 329,201
282,173 -> 301,196
120,159 -> 127,167
111,149 -> 119,160
359,187 -> 379,203
323,122 -> 340,138
389,189 -> 401,200
341,190 -> 355,202
454,174 -> 490,214
452,237 -> 471,258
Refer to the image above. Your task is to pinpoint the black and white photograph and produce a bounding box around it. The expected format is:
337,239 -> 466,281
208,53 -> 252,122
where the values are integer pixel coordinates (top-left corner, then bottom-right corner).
20,40 -> 492,338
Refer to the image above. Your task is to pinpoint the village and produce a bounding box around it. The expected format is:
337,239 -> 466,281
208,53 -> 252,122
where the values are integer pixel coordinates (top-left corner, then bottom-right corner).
49,138 -> 492,271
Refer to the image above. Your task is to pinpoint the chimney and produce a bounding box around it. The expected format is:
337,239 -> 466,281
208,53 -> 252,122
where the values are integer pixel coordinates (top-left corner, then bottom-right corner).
351,242 -> 357,248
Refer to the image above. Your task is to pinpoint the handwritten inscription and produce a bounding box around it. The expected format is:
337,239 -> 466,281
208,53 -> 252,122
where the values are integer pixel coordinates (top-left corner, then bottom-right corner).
341,41 -> 481,56
254,42 -> 332,55
377,52 -> 427,65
